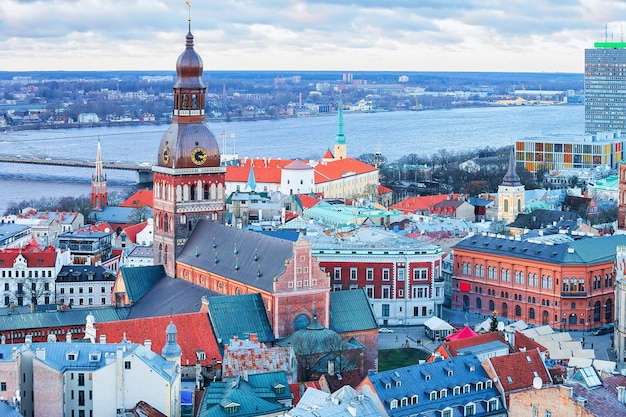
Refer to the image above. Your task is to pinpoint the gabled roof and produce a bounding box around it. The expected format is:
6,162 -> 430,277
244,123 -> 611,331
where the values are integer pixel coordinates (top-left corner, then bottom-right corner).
329,289 -> 377,333
126,276 -> 220,319
0,307 -> 130,332
390,194 -> 462,214
122,221 -> 149,244
57,265 -> 116,283
177,220 -> 294,292
487,349 -> 551,393
323,149 -> 334,159
226,159 -> 288,183
0,244 -> 57,268
197,373 -> 291,417
569,375 -> 626,417
119,265 -> 164,304
513,331 -> 547,353
508,209 -> 580,229
97,312 -> 221,366
321,369 -> 364,392
296,194 -> 322,210
444,332 -> 509,357
284,159 -> 313,170
365,355 -> 502,415
120,189 -> 154,208
206,294 -> 275,344
313,158 -> 377,184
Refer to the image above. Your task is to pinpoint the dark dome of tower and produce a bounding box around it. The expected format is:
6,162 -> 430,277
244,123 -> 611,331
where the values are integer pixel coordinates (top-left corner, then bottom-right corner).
175,32 -> 205,89
157,124 -> 220,169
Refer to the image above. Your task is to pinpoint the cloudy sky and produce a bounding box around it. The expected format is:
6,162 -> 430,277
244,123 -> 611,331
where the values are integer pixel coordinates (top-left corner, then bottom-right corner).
1,0 -> 624,73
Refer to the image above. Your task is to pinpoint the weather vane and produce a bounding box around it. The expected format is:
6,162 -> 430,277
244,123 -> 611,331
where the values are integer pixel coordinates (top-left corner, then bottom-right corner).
186,1 -> 192,22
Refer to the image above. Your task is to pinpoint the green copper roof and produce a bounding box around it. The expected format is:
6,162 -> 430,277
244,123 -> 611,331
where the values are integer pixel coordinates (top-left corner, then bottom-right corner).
206,293 -> 275,343
330,289 -> 378,332
120,265 -> 165,304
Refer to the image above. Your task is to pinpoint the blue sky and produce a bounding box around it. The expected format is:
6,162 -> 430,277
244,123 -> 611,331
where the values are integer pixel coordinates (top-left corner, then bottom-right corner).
0,0 -> 624,72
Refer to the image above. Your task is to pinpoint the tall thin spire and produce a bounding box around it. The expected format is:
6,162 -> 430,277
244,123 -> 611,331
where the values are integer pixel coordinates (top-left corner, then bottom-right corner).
335,90 -> 345,146
91,137 -> 107,210
502,145 -> 521,186
186,1 -> 192,32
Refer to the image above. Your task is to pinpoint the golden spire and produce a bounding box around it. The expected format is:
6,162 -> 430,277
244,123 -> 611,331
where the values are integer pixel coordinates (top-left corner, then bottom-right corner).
186,1 -> 192,31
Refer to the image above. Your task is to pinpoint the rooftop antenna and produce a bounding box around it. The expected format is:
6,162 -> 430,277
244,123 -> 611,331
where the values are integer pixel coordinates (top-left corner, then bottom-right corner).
186,1 -> 192,31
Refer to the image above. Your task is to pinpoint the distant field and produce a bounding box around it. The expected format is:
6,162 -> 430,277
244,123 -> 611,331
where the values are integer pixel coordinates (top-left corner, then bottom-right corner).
378,348 -> 431,371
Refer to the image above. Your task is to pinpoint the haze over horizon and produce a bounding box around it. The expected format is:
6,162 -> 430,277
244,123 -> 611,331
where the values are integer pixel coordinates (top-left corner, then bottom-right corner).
1,1 -> 624,73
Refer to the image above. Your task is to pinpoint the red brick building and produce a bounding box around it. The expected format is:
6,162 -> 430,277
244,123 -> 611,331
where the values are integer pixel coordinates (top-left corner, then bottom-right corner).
452,234 -> 626,331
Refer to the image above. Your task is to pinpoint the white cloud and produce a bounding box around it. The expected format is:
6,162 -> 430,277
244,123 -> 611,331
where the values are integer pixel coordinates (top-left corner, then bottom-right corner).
0,0 -> 624,71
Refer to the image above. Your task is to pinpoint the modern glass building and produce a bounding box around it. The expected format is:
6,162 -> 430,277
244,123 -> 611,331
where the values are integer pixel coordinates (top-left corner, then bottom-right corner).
585,42 -> 626,135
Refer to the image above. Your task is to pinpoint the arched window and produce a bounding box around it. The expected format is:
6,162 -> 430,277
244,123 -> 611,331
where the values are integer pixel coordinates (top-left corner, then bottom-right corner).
164,245 -> 168,265
476,298 -> 482,310
190,184 -> 196,201
489,300 -> 495,312
515,305 -> 522,316
571,302 -> 576,310
594,301 -> 601,322
563,278 -> 569,292
504,199 -> 509,212
578,278 -> 585,292
204,183 -> 210,200
501,302 -> 508,318
605,299 -> 613,321
529,308 -> 535,319
569,313 -> 577,325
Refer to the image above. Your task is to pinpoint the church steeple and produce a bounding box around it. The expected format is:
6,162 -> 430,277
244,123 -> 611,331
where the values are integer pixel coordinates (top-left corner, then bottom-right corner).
91,138 -> 107,210
333,89 -> 347,160
502,145 -> 521,186
245,162 -> 257,192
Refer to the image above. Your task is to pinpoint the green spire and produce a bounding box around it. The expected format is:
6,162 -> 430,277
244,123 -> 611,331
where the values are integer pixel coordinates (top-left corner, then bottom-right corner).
335,91 -> 345,145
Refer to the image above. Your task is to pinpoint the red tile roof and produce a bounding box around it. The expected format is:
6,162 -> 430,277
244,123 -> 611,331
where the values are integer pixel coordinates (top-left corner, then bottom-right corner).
120,190 -> 154,208
226,158 -> 287,183
313,158 -> 377,184
122,221 -> 149,244
0,241 -> 57,268
297,194 -> 321,210
390,194 -> 462,214
78,221 -> 114,233
378,185 -> 392,194
323,149 -> 334,159
445,331 -> 509,357
97,312 -> 221,366
514,331 -> 547,353
489,349 -> 551,393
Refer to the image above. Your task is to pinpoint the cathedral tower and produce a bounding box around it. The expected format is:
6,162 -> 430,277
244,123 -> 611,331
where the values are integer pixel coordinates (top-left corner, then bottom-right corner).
91,138 -> 107,210
497,146 -> 525,223
152,17 -> 225,277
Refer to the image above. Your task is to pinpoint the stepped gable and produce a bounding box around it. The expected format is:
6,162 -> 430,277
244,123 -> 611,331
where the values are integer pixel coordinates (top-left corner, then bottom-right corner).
177,220 -> 294,293
126,276 -> 220,319
205,293 -> 275,345
97,312 -> 221,366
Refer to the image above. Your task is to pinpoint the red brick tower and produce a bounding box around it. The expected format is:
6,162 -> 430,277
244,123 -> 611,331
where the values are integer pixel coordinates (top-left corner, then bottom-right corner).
152,20 -> 225,277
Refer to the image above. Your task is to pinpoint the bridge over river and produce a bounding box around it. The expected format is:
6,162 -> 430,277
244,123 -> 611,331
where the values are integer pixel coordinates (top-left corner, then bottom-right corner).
0,155 -> 153,183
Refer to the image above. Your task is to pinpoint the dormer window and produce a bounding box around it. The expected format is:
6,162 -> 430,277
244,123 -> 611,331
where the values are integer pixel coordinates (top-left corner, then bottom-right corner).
485,380 -> 493,389
463,384 -> 470,393
430,391 -> 437,401
223,402 -> 240,414
444,366 -> 453,377
440,389 -> 447,398
395,380 -> 401,387
384,381 -> 391,389
400,397 -> 408,407
66,352 -> 77,361
272,383 -> 285,395
88,352 -> 101,362
475,381 -> 483,390
464,403 -> 476,416
453,386 -> 461,396
411,395 -> 419,405
390,399 -> 398,410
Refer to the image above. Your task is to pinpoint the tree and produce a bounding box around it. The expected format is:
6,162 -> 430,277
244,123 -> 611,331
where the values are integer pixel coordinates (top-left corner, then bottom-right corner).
128,206 -> 149,224
490,311 -> 499,332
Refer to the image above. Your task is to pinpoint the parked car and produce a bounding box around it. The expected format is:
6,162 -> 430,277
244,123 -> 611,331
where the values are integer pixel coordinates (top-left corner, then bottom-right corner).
378,327 -> 394,333
592,324 -> 613,336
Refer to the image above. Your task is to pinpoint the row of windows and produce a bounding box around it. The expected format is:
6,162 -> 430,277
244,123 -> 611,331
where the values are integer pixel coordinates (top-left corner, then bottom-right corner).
59,286 -> 108,294
58,297 -> 108,306
334,267 -> 432,281
1,270 -> 53,278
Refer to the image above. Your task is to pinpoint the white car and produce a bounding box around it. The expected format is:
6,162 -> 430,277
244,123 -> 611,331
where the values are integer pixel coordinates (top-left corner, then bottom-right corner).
378,327 -> 394,333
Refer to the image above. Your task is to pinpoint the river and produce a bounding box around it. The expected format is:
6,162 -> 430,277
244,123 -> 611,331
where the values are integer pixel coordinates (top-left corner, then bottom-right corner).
0,105 -> 584,214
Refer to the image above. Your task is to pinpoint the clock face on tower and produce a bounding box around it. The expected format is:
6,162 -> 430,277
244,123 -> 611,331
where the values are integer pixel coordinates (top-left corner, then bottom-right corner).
162,146 -> 170,164
191,147 -> 207,165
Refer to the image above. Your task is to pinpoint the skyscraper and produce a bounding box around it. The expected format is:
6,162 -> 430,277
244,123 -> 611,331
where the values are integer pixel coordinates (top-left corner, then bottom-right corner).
585,41 -> 626,135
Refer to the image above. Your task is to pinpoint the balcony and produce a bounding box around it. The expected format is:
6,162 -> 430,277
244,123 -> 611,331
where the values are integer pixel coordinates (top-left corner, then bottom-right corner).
561,291 -> 587,297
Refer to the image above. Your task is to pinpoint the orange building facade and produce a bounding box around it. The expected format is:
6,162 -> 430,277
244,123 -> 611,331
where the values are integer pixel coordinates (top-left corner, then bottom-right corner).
451,234 -> 626,331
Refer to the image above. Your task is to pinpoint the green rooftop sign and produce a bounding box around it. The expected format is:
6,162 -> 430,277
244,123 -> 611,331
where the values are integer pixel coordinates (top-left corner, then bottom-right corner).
594,41 -> 626,49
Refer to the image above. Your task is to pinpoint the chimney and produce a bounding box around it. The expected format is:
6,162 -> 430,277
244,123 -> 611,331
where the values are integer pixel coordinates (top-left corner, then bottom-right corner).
617,386 -> 626,404
328,359 -> 335,376
35,347 -> 46,361
66,332 -> 72,343
559,385 -> 573,398
144,340 -> 152,352
100,335 -> 107,344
